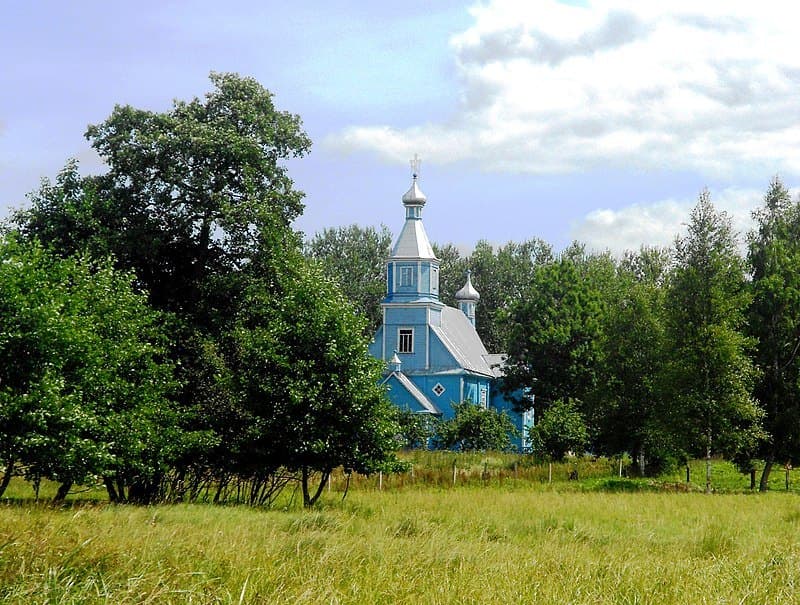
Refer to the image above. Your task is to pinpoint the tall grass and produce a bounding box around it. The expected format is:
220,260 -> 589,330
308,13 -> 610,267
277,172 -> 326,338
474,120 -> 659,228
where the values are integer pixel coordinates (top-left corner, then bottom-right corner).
2,488 -> 800,603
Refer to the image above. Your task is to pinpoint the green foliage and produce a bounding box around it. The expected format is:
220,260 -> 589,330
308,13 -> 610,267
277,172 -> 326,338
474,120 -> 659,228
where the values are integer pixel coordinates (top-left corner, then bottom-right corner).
589,248 -> 670,472
227,254 -> 402,506
0,236 -> 178,501
305,224 -> 392,334
529,398 -> 589,461
395,408 -> 436,449
747,177 -> 800,489
454,238 -> 552,352
500,251 -> 607,411
9,74 -> 402,506
661,190 -> 763,488
435,401 -> 519,452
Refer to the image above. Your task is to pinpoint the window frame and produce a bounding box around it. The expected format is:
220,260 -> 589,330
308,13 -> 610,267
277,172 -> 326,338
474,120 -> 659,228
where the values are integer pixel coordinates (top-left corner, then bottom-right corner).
398,328 -> 414,354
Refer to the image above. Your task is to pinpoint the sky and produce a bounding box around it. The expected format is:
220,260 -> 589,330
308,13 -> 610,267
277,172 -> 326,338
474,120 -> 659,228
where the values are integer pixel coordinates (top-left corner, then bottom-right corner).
3,0 -> 800,256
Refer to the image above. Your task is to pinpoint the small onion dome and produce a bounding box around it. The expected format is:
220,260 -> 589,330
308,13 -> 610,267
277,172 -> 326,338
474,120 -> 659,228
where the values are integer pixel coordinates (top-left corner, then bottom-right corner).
402,176 -> 427,206
455,270 -> 480,301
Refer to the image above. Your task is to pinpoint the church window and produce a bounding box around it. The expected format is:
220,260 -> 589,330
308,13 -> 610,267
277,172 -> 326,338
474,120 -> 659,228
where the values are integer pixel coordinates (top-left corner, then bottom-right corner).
432,383 -> 445,397
400,266 -> 415,287
431,266 -> 439,294
398,328 -> 414,353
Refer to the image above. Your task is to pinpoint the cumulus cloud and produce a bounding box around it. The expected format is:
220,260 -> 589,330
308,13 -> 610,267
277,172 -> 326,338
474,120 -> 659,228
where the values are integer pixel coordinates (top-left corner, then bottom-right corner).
570,186 -> 799,256
327,1 -> 800,177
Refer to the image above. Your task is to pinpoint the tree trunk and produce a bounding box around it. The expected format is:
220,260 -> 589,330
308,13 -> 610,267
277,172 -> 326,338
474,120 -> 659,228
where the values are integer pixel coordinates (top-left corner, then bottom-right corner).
0,462 -> 13,499
301,467 -> 330,508
760,457 -> 774,492
53,481 -> 73,503
104,477 -> 119,503
750,468 -> 756,491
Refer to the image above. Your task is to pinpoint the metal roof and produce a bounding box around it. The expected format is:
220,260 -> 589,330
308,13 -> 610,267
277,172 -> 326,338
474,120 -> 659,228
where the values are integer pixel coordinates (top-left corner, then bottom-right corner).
391,217 -> 436,259
402,179 -> 427,205
482,353 -> 507,378
455,270 -> 480,301
431,307 -> 496,378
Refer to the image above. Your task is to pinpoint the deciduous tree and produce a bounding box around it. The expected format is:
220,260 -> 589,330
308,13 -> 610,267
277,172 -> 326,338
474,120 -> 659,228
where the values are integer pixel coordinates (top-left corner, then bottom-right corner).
662,190 -> 762,492
747,177 -> 800,490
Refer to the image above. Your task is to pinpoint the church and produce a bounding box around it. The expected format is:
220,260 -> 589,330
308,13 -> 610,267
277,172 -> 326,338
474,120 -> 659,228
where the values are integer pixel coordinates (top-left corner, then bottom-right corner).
368,161 -> 533,450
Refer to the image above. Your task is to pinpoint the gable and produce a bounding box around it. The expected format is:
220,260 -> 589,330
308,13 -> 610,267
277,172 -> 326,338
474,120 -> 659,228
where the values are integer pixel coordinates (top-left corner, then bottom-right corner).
382,372 -> 441,415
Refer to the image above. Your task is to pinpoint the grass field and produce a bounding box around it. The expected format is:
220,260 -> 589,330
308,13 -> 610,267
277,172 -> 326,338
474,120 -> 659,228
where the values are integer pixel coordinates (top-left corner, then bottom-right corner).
2,460 -> 800,604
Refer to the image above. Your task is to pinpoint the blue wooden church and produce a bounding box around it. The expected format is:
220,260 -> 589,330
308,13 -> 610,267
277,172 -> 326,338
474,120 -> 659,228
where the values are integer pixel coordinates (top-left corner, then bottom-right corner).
369,161 -> 533,449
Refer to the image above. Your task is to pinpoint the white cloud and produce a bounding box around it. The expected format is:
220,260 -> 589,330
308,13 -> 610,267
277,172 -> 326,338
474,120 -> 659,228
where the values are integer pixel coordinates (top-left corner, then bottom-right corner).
570,186 -> 799,256
326,1 -> 800,177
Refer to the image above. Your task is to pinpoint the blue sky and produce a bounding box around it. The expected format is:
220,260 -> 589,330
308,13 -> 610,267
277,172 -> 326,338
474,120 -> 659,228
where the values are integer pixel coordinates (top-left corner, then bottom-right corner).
2,1 -> 799,255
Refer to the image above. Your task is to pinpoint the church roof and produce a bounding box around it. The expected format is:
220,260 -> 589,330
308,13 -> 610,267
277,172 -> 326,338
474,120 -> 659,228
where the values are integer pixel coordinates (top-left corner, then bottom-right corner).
455,271 -> 480,301
402,179 -> 427,205
391,218 -> 437,259
482,353 -> 507,378
431,307 -> 495,378
382,371 -> 441,414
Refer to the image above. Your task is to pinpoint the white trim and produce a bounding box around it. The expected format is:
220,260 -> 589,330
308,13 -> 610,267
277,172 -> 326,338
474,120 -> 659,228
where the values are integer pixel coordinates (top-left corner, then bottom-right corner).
381,306 -> 386,359
425,325 -> 430,369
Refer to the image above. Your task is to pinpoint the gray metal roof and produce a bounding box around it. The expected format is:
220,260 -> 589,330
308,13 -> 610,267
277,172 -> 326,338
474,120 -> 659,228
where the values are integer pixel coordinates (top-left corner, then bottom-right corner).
391,217 -> 436,259
455,270 -> 480,301
482,353 -> 507,378
402,179 -> 427,205
431,307 -> 495,377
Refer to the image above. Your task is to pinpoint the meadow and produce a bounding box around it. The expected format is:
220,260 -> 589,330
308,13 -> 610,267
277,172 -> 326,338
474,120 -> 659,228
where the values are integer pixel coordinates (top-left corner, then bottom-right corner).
2,456 -> 800,604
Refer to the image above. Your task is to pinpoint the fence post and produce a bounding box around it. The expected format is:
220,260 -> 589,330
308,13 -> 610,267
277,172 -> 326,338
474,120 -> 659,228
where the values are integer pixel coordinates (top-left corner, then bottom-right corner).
452,458 -> 457,487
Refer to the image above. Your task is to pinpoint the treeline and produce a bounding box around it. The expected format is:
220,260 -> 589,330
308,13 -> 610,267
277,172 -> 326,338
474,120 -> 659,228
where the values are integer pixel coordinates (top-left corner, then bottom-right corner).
308,182 -> 800,491
1,73 -> 403,507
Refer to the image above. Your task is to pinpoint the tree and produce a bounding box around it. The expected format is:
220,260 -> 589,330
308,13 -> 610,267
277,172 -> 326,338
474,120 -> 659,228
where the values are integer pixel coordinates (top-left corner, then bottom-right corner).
662,190 -> 762,492
432,242 -> 468,308
12,73 -> 314,499
528,398 -> 589,461
435,401 -> 519,452
0,237 -> 177,501
465,239 -> 552,352
227,254 -> 402,507
747,177 -> 800,490
590,247 -> 670,474
305,224 -> 392,334
396,408 -> 436,450
500,253 -> 606,413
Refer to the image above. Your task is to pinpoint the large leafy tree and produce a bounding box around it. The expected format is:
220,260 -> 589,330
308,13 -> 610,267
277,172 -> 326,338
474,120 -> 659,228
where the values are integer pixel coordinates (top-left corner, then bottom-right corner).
500,251 -> 607,413
227,255 -> 401,507
305,224 -> 392,334
662,191 -> 762,492
16,72 -> 311,320
590,247 -> 671,473
12,73 -> 314,494
0,237 -> 176,501
747,177 -> 800,490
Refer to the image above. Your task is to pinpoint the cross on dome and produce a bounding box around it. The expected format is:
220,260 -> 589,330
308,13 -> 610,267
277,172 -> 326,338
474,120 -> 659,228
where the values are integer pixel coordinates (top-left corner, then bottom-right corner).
410,153 -> 421,179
